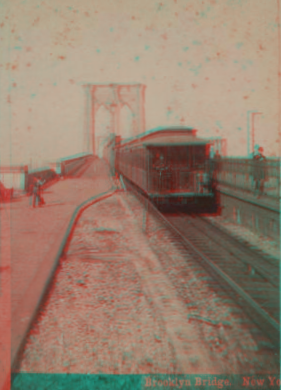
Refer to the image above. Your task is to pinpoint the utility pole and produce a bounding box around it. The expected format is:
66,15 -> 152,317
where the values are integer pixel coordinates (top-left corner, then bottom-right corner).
247,111 -> 262,157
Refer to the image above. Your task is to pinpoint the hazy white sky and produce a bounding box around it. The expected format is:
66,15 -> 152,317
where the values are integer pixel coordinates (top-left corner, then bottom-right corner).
0,0 -> 279,165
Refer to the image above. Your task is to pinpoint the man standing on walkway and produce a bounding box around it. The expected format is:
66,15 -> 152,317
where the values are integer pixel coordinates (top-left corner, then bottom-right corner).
29,180 -> 34,206
210,150 -> 222,213
32,178 -> 45,208
252,146 -> 266,198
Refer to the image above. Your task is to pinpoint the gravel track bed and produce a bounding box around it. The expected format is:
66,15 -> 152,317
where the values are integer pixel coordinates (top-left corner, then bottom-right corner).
17,192 -> 278,375
17,195 -> 179,374
205,216 -> 279,261
123,192 -> 279,374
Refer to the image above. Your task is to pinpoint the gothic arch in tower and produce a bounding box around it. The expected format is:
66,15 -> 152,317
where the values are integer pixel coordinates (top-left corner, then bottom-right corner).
83,83 -> 146,154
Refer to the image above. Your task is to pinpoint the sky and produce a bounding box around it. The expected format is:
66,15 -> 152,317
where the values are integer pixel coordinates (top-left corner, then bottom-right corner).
0,0 -> 280,166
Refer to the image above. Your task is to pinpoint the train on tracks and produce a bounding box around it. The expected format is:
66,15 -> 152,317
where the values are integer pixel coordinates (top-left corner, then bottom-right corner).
103,127 -> 216,210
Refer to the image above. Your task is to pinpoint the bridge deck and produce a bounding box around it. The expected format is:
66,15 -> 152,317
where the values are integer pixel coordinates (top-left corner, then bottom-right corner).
1,159 -> 279,381
2,157 -> 113,367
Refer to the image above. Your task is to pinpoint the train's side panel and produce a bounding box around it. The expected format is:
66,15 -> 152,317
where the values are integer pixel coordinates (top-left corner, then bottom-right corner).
131,147 -> 148,193
143,148 -> 149,192
116,145 -> 149,194
110,147 -> 115,175
103,137 -> 116,176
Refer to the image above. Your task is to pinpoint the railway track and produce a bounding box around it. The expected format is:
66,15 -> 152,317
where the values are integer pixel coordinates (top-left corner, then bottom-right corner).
123,177 -> 280,347
164,214 -> 280,345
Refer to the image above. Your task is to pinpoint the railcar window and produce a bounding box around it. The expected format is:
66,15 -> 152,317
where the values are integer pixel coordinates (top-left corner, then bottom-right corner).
167,146 -> 189,168
133,149 -> 140,168
138,149 -> 144,169
151,148 -> 166,168
137,150 -> 141,168
193,146 -> 206,168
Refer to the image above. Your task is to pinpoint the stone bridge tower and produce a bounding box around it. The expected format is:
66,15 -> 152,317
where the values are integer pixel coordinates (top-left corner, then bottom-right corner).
83,83 -> 146,154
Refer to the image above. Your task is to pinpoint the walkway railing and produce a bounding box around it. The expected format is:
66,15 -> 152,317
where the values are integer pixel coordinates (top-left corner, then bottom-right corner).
209,158 -> 280,199
0,165 -> 28,192
0,154 -> 93,196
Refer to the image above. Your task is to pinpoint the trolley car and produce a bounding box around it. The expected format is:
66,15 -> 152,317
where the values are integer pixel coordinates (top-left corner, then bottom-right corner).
104,127 -> 214,209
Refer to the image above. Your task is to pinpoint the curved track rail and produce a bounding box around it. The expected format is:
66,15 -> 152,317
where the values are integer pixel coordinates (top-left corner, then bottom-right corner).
123,177 -> 280,347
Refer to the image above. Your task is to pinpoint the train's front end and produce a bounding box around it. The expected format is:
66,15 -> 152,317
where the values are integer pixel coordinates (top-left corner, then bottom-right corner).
146,130 -> 215,212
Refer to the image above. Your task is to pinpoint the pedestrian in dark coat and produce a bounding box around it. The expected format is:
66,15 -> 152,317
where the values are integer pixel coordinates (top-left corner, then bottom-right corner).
252,146 -> 266,197
32,178 -> 39,208
32,178 -> 45,207
29,178 -> 35,206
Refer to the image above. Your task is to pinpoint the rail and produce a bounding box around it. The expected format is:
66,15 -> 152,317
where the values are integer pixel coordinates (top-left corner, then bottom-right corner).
0,165 -> 28,191
26,168 -> 57,192
124,178 -> 280,347
26,155 -> 91,192
61,156 -> 90,176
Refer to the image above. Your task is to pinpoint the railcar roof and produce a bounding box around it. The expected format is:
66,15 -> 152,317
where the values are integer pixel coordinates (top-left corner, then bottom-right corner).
116,127 -> 209,148
143,134 -> 208,146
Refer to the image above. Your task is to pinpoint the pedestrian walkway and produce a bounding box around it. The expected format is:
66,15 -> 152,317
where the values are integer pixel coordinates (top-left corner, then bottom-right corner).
0,157 -> 114,368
